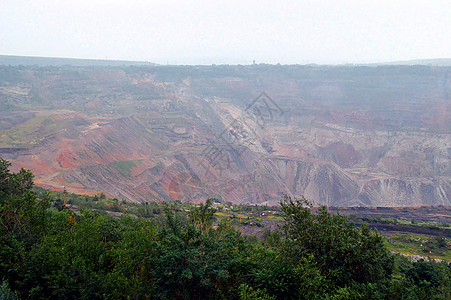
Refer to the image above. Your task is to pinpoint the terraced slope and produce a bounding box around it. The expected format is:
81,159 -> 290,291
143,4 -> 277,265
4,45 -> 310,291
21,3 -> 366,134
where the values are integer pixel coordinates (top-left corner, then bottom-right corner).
0,64 -> 449,205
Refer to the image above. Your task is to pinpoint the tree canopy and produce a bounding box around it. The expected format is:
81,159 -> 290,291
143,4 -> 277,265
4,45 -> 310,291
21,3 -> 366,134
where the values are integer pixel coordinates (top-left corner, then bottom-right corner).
0,158 -> 450,299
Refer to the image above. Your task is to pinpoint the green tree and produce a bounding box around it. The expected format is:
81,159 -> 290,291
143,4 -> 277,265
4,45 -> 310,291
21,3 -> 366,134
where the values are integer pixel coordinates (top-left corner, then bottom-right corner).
189,198 -> 217,234
0,158 -> 50,297
280,195 -> 394,288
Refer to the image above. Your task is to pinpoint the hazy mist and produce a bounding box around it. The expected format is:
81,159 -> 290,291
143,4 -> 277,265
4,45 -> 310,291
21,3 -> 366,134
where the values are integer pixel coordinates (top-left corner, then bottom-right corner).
1,0 -> 450,65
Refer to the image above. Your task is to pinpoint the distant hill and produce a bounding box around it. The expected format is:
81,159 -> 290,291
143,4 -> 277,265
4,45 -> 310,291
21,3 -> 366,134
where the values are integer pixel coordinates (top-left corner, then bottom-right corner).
372,58 -> 451,66
3,55 -> 450,67
0,55 -> 157,67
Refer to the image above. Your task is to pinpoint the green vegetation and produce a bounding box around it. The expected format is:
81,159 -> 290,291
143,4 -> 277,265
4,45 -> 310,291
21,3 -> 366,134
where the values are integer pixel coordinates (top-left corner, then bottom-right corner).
386,234 -> 451,261
0,112 -> 68,148
356,215 -> 451,232
1,158 -> 450,299
109,160 -> 138,177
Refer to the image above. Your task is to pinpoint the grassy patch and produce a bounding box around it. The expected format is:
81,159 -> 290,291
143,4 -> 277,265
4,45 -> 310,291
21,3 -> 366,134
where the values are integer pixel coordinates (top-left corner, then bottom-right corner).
109,160 -> 138,177
235,214 -> 248,219
0,113 -> 48,147
385,234 -> 451,260
0,112 -> 69,148
265,215 -> 283,220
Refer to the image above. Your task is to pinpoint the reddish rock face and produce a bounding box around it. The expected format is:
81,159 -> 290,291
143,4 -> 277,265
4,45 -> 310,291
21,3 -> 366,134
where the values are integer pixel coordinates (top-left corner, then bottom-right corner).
318,141 -> 362,168
0,64 -> 449,206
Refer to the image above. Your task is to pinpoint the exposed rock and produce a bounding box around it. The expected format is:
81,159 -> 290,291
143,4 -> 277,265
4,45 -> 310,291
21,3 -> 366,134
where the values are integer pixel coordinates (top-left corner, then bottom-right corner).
0,64 -> 450,206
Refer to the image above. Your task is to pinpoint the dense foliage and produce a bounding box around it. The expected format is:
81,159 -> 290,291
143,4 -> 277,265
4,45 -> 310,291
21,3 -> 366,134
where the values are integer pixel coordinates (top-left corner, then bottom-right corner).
1,158 -> 450,299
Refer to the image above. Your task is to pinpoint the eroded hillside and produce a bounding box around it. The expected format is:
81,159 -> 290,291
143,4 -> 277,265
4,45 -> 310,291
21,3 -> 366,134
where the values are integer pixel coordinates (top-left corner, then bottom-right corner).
0,64 -> 449,206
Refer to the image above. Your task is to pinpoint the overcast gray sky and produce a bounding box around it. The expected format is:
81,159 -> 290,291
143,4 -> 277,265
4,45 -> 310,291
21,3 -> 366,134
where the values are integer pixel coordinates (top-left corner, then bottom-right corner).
1,0 -> 450,65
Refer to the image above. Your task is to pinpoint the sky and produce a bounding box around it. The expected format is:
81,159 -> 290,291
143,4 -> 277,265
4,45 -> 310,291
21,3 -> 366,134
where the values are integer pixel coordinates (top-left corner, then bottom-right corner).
1,0 -> 450,65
